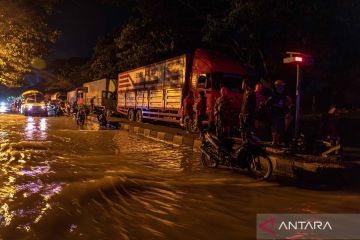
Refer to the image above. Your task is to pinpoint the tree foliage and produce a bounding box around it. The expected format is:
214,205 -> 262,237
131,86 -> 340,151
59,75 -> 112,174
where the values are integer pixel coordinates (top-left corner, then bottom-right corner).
202,0 -> 360,107
89,32 -> 119,80
115,17 -> 175,70
46,0 -> 360,109
35,58 -> 91,92
0,0 -> 59,87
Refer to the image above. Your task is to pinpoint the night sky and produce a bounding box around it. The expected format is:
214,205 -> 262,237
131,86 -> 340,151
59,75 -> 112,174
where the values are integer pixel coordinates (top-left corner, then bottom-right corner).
47,0 -> 127,59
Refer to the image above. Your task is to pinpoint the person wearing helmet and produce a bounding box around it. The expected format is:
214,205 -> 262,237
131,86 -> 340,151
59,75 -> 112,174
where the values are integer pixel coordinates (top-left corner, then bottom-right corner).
195,91 -> 207,139
266,80 -> 287,146
214,87 -> 233,138
255,83 -> 266,112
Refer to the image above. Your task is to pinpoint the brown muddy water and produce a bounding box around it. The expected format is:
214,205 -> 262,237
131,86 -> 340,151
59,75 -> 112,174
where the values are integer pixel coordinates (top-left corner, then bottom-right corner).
0,114 -> 359,240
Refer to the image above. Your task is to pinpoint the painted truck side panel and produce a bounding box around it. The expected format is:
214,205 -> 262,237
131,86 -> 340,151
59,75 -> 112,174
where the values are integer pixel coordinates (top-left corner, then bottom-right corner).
117,55 -> 188,122
117,49 -> 246,125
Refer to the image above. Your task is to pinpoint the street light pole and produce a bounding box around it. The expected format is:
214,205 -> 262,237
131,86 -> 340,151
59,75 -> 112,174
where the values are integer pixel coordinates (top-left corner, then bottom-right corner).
283,52 -> 313,140
295,63 -> 301,138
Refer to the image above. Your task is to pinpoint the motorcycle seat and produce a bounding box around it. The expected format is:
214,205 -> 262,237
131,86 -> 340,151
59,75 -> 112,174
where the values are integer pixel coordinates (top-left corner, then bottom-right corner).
207,133 -> 235,150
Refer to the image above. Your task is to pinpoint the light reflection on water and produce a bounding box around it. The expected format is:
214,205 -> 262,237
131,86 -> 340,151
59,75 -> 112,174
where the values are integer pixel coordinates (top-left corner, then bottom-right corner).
0,115 -> 359,240
25,117 -> 48,140
1,116 -> 59,234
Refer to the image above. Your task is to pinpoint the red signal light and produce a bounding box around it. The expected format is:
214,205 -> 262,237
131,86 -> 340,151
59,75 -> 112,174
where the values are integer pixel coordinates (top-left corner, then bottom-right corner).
295,57 -> 303,62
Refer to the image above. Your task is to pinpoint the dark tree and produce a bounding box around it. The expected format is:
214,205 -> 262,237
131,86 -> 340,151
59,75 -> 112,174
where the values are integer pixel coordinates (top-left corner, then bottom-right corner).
0,0 -> 59,86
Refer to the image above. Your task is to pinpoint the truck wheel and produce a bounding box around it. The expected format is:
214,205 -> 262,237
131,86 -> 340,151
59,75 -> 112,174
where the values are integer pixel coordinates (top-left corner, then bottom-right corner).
128,109 -> 135,121
135,110 -> 143,122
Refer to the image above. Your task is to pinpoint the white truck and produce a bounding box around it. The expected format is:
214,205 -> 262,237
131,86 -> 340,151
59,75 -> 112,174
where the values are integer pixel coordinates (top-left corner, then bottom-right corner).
82,79 -> 116,107
67,78 -> 117,109
67,90 -> 77,105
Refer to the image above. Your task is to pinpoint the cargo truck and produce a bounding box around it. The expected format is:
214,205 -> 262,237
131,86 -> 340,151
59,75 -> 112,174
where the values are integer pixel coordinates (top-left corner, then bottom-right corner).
67,90 -> 76,105
117,49 -> 246,127
67,78 -> 117,110
81,78 -> 117,107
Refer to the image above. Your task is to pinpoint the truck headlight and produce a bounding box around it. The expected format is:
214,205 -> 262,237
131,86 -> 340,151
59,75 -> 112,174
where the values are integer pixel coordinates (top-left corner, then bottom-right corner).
41,106 -> 46,110
27,105 -> 32,110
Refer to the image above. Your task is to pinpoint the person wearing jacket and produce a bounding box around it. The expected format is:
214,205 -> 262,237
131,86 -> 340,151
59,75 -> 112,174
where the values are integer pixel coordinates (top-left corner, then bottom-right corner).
196,91 -> 207,139
239,79 -> 256,142
267,80 -> 288,146
183,91 -> 195,132
214,87 -> 233,138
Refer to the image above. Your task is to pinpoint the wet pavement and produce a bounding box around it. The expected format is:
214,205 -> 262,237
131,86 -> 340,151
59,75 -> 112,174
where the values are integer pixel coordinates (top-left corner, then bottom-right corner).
0,114 -> 359,240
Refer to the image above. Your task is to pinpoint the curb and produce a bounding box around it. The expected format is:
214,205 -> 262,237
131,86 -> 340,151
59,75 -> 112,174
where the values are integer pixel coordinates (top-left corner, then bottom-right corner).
87,116 -> 203,152
87,115 -> 347,180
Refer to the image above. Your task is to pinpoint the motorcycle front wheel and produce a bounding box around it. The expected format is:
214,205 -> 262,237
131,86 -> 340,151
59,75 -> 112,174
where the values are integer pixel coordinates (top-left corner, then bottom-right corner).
77,118 -> 85,126
248,154 -> 272,180
200,153 -> 218,168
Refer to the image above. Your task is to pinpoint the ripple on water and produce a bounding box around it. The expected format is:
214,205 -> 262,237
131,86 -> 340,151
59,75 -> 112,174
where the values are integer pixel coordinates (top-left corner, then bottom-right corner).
1,115 -> 360,240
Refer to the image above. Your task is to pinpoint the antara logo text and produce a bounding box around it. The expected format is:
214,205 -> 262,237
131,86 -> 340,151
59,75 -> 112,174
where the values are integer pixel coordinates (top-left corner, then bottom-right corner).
258,217 -> 333,236
278,220 -> 332,231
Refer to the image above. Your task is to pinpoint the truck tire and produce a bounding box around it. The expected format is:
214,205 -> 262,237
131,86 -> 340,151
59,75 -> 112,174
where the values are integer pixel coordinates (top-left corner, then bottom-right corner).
135,110 -> 143,122
128,109 -> 135,121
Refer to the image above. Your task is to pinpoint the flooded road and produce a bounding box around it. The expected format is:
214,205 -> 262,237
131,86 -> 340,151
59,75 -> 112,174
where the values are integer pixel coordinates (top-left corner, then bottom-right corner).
0,114 -> 359,240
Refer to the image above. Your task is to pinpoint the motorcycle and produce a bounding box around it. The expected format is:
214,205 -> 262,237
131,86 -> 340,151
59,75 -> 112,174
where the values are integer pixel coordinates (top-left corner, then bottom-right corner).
76,109 -> 86,126
97,109 -> 107,127
200,132 -> 273,180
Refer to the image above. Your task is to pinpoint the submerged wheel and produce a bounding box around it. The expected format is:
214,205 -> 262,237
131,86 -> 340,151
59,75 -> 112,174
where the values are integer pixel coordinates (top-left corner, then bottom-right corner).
248,154 -> 272,180
190,119 -> 199,133
200,152 -> 218,168
135,109 -> 143,122
128,109 -> 135,121
77,116 -> 85,126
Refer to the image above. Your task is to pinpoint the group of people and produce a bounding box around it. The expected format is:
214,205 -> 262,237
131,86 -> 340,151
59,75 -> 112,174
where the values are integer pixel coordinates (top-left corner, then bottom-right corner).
68,96 -> 97,115
11,100 -> 22,112
183,79 -> 294,147
66,98 -> 115,128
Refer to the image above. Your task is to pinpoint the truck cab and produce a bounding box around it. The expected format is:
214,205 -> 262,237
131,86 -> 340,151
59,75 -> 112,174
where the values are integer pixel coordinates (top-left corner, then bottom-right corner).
21,90 -> 47,116
190,49 -> 246,125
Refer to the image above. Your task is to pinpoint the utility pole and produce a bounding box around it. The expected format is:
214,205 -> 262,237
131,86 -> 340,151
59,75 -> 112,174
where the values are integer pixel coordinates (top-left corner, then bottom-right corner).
283,52 -> 313,139
295,63 -> 301,138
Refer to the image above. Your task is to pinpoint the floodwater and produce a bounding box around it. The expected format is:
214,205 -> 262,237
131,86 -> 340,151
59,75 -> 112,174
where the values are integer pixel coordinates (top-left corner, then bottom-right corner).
0,114 -> 359,240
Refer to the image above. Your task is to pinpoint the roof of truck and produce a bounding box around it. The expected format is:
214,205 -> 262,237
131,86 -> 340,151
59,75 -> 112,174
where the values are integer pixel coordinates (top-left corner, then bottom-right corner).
21,90 -> 43,98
